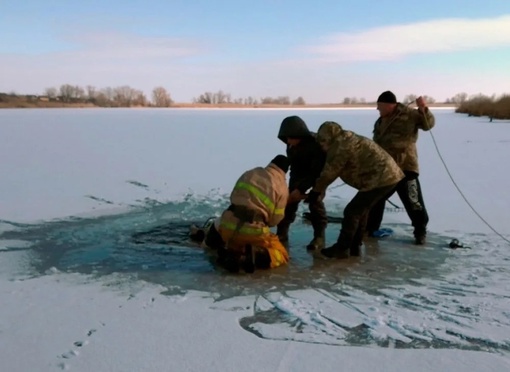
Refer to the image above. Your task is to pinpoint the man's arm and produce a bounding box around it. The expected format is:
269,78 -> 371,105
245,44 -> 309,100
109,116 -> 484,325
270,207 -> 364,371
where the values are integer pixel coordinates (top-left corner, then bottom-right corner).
414,96 -> 435,131
311,145 -> 344,194
294,144 -> 326,194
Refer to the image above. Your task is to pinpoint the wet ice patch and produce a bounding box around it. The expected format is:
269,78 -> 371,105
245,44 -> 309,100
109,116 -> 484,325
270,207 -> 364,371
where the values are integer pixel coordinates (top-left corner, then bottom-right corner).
0,239 -> 32,251
240,250 -> 510,352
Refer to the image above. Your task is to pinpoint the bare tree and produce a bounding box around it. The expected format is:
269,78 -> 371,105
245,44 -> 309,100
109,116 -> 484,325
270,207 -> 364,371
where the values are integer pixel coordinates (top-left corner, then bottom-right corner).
404,94 -> 417,104
59,84 -> 75,102
422,95 -> 436,104
195,92 -> 214,104
292,96 -> 306,105
215,90 -> 227,104
152,86 -> 172,107
132,90 -> 147,106
451,92 -> 468,104
86,85 -> 97,101
113,86 -> 141,107
44,87 -> 58,99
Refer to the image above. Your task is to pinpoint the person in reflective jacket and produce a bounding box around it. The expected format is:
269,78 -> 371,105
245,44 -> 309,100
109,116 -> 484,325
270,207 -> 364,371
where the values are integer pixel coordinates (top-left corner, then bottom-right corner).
189,155 -> 290,273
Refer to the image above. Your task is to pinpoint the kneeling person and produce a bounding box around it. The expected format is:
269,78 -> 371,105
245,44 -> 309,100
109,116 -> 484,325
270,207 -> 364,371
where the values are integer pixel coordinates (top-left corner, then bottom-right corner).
189,155 -> 290,272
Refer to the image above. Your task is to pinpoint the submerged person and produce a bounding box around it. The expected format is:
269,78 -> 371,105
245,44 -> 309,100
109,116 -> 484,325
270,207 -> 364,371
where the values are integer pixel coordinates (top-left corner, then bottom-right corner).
366,91 -> 435,245
306,121 -> 404,259
189,155 -> 290,273
276,116 -> 328,251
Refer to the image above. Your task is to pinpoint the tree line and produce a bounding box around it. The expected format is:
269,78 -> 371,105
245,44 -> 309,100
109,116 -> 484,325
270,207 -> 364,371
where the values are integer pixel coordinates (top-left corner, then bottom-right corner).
192,90 -> 306,106
42,84 -> 173,107
3,84 -> 507,115
455,94 -> 510,120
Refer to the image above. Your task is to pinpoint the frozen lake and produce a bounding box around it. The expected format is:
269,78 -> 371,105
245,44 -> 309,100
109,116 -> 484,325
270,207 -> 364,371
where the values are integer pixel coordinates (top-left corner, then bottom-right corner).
1,107 -> 510,352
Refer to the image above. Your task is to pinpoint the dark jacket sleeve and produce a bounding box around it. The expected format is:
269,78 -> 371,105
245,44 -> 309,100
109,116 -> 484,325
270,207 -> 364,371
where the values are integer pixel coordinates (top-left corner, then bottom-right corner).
294,142 -> 326,194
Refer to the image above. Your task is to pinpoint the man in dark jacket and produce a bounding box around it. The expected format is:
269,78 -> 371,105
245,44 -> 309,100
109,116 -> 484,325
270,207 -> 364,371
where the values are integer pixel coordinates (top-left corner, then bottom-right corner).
276,116 -> 328,250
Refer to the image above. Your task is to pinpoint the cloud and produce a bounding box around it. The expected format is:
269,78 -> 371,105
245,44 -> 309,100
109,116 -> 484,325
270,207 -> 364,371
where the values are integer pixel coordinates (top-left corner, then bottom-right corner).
0,31 -> 213,98
300,15 -> 510,62
58,31 -> 207,62
0,31 -> 208,65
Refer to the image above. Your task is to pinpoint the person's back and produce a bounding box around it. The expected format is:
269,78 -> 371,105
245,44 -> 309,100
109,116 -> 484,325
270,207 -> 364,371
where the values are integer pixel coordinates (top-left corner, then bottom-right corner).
220,161 -> 288,233
313,122 -> 404,193
217,155 -> 290,272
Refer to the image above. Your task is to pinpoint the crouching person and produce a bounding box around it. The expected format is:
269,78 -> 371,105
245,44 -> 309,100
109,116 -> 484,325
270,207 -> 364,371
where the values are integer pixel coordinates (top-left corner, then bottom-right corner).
189,155 -> 290,273
306,122 -> 404,259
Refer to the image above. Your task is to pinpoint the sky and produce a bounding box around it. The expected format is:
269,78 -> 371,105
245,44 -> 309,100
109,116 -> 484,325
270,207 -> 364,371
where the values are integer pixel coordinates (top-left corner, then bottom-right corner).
1,0 -> 510,103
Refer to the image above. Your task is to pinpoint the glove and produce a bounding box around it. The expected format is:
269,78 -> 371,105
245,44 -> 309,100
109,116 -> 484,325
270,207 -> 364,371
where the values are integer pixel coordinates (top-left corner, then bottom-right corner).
304,191 -> 321,204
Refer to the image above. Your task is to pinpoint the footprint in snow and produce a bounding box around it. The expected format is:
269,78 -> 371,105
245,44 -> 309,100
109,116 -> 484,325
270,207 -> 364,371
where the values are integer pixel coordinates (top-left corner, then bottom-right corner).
57,328 -> 98,369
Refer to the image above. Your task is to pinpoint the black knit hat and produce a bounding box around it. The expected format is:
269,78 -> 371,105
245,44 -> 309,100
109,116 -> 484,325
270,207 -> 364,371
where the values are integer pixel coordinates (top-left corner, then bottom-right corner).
270,155 -> 289,173
377,91 -> 397,104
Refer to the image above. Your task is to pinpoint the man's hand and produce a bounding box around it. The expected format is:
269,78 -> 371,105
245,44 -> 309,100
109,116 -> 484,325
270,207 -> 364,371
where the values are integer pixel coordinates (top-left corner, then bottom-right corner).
416,96 -> 427,113
304,190 -> 321,204
287,189 -> 306,204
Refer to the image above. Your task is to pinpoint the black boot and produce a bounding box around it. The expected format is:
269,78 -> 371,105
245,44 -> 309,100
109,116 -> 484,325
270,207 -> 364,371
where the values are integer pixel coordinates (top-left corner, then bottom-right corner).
414,228 -> 426,245
350,242 -> 362,257
306,236 -> 325,251
223,254 -> 240,273
243,244 -> 255,273
320,243 -> 349,259
414,235 -> 426,245
307,228 -> 326,251
277,224 -> 289,244
307,225 -> 326,251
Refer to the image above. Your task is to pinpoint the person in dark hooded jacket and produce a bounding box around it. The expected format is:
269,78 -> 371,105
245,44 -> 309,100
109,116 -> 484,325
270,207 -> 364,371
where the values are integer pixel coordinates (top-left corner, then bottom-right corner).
276,116 -> 328,250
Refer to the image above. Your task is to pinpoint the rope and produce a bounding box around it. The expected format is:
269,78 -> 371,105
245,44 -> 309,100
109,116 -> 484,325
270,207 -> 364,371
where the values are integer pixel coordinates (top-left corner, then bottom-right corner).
429,130 -> 510,245
330,179 -> 403,212
387,199 -> 402,210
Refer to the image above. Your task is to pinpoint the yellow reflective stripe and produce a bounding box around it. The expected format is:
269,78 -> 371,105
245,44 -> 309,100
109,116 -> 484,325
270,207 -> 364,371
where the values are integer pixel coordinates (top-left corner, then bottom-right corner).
274,208 -> 285,215
220,221 -> 269,235
235,182 -> 276,212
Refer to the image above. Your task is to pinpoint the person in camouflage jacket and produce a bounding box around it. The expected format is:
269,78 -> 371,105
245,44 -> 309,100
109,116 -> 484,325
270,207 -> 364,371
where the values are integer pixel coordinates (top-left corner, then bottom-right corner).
366,91 -> 435,245
306,121 -> 404,259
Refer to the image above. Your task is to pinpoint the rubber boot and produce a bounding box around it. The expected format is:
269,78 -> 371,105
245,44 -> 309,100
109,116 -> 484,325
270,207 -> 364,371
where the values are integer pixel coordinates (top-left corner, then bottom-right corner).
414,228 -> 426,245
350,242 -> 362,257
223,255 -> 240,273
243,244 -> 255,273
276,224 -> 289,244
306,225 -> 326,251
306,229 -> 325,251
320,243 -> 349,259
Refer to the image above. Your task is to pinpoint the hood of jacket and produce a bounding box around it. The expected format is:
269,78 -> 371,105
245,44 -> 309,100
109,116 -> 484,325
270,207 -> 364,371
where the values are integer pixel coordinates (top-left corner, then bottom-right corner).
277,116 -> 313,143
316,121 -> 345,148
